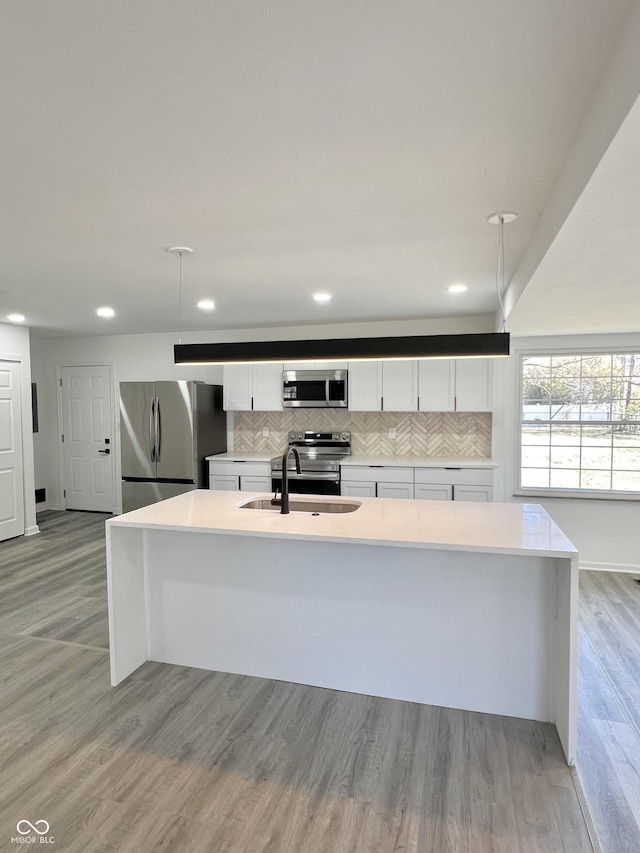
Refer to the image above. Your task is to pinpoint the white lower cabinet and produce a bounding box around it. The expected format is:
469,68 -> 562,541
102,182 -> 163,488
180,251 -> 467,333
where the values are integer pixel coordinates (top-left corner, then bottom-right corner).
414,483 -> 453,501
341,465 -> 414,499
452,484 -> 493,501
414,467 -> 493,502
342,463 -> 493,501
209,460 -> 272,492
240,475 -> 272,492
210,474 -> 240,491
341,481 -> 377,498
376,482 -> 415,500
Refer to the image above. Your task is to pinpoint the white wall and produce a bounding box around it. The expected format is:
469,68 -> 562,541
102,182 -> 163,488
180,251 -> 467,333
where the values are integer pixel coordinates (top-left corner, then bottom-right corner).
495,332 -> 640,571
0,321 -> 37,535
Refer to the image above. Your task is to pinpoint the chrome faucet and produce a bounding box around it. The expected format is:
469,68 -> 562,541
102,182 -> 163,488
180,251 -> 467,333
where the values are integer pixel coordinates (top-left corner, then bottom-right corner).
275,446 -> 301,514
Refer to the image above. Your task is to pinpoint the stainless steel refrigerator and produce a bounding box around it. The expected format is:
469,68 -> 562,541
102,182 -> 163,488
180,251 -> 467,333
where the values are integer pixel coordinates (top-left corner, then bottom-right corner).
119,381 -> 226,512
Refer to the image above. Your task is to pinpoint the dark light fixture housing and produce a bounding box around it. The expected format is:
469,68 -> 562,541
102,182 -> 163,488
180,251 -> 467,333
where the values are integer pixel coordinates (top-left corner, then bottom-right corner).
174,332 -> 510,365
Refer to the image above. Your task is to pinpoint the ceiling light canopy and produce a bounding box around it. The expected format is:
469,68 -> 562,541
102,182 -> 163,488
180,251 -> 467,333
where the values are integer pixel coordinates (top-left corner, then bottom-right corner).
447,284 -> 468,294
174,332 -> 510,365
96,306 -> 115,318
313,292 -> 332,303
197,299 -> 215,311
6,313 -> 26,323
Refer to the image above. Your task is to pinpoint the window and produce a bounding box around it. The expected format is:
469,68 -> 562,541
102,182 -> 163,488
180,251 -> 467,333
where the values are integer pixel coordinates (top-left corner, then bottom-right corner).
519,353 -> 640,495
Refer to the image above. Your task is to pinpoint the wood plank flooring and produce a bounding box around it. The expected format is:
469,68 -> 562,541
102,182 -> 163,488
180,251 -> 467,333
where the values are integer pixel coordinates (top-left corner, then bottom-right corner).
0,511 -> 595,852
577,570 -> 640,853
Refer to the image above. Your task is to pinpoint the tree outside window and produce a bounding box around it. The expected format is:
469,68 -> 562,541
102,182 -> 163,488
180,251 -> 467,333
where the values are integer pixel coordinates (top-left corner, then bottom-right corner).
520,353 -> 640,493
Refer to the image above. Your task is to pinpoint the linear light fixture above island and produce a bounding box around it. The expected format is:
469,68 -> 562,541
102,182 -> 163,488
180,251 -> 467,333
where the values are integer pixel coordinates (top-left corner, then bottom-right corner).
174,332 -> 510,365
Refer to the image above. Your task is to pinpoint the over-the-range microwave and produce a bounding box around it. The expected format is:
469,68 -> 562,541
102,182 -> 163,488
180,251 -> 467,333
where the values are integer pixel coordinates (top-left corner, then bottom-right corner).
282,369 -> 348,408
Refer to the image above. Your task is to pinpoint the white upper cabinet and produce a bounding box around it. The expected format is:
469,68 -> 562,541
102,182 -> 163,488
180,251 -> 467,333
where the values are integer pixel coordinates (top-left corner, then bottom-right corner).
381,362 -> 417,412
251,364 -> 283,411
350,358 -> 491,413
348,361 -> 417,412
454,359 -> 492,412
224,357 -> 492,413
417,361 -> 455,411
348,362 -> 382,411
223,364 -> 283,411
223,365 -> 253,411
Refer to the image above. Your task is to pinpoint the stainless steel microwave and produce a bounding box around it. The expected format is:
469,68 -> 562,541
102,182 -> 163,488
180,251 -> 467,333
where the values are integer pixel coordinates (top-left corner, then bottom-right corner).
282,369 -> 348,408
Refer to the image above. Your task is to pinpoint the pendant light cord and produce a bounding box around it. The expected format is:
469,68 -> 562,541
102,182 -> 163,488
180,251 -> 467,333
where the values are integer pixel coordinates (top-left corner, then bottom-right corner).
178,250 -> 183,345
495,216 -> 507,333
168,247 -> 193,344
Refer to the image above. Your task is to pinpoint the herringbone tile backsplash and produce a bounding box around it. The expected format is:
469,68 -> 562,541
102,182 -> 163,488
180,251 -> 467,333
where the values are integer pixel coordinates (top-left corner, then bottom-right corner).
234,411 -> 492,457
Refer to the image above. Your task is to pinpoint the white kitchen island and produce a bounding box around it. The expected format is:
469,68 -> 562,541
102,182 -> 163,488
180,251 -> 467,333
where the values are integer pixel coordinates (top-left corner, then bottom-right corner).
106,490 -> 578,764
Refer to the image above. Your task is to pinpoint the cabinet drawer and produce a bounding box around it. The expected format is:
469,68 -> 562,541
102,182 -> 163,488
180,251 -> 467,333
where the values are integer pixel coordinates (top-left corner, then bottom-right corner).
377,482 -> 414,500
341,465 -> 413,483
341,481 -> 377,498
453,485 -> 493,502
209,461 -> 271,478
415,484 -> 453,501
209,475 -> 240,491
414,467 -> 493,486
240,475 -> 272,492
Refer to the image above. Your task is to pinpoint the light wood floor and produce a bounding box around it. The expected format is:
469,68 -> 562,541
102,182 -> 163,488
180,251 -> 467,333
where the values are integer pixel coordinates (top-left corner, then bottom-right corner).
0,511 -> 595,852
578,571 -> 640,853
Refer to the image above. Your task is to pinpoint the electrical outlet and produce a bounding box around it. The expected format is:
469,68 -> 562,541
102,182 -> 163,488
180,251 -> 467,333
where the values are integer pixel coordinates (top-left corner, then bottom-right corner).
388,427 -> 397,439
262,426 -> 269,437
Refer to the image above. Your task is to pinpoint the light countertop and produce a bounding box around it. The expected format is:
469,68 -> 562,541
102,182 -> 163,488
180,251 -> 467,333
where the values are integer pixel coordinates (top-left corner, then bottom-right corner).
207,452 -> 495,467
108,490 -> 576,559
342,455 -> 496,468
206,452 -> 273,463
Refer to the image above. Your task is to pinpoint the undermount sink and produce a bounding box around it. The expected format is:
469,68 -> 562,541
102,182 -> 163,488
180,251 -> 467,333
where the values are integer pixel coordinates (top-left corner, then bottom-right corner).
239,497 -> 361,514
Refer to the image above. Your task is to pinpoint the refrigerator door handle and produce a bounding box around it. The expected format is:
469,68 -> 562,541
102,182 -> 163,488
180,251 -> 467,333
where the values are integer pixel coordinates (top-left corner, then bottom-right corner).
149,397 -> 156,463
156,398 -> 162,461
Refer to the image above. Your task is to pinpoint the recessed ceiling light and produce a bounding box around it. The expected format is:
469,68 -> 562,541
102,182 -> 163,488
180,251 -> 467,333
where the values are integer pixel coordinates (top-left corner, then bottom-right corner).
197,299 -> 215,311
7,313 -> 26,323
96,306 -> 115,318
313,292 -> 332,303
447,284 -> 468,294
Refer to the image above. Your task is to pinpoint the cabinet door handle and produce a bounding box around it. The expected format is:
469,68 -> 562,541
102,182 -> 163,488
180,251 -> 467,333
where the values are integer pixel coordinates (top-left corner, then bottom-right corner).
380,396 -> 384,411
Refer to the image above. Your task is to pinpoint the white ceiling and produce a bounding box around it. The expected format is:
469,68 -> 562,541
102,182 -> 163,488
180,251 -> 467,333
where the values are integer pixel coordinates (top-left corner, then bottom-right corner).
1,0 -> 639,338
507,90 -> 640,335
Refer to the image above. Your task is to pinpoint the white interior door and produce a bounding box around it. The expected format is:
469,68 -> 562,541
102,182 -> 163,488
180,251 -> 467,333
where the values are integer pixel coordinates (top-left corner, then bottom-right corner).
61,365 -> 114,512
0,360 -> 25,541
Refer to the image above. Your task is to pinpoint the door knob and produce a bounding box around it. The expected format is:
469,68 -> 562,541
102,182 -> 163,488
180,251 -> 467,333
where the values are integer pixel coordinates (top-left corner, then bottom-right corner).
98,449 -> 110,455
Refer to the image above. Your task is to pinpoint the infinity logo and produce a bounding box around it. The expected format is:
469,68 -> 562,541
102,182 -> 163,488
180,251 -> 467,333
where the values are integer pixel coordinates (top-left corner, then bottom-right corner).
16,820 -> 50,836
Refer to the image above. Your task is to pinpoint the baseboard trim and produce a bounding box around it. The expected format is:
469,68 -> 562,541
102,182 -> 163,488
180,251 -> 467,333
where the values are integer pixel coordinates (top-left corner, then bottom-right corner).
24,524 -> 41,537
580,561 -> 640,574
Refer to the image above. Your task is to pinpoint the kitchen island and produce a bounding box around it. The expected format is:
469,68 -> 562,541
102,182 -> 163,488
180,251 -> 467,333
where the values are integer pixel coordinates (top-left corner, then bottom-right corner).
106,490 -> 578,764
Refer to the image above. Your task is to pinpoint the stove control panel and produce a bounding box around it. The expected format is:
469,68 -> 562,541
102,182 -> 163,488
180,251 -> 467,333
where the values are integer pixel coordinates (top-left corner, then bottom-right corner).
288,431 -> 351,445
